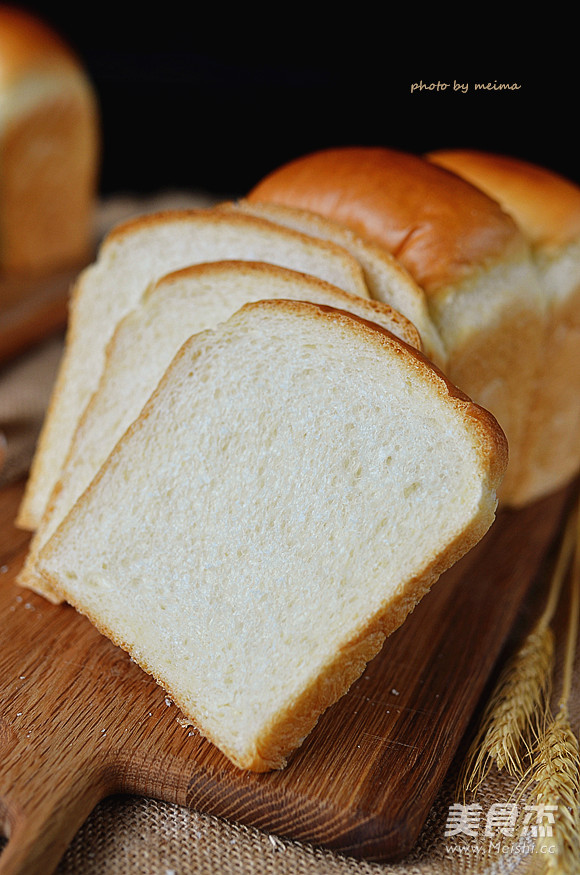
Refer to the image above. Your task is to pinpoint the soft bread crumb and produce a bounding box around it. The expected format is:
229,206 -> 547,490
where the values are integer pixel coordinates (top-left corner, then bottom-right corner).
19,260 -> 421,600
38,300 -> 507,771
17,209 -> 371,531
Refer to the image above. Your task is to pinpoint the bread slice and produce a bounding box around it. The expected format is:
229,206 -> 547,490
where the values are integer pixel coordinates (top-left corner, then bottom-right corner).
19,260 -> 421,601
38,299 -> 507,772
16,208 -> 371,531
248,146 -> 546,505
216,199 -> 447,368
427,149 -> 580,505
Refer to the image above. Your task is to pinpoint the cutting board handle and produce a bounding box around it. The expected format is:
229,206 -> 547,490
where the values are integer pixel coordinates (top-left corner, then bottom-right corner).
0,746 -> 109,875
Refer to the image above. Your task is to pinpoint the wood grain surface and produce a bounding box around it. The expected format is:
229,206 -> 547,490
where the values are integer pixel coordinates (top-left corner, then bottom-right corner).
0,264 -> 86,367
0,477 -> 575,874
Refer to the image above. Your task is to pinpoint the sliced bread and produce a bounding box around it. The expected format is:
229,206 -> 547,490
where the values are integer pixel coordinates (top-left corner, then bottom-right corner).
216,199 -> 447,368
427,149 -> 580,505
248,146 -> 547,504
16,208 -> 371,531
37,299 -> 507,772
19,260 -> 421,601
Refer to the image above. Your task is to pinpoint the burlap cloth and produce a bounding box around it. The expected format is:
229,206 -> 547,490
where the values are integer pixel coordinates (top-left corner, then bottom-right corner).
0,194 -> 578,875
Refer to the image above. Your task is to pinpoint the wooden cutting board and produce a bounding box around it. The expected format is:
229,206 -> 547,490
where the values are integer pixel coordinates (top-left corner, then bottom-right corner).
0,477 -> 575,875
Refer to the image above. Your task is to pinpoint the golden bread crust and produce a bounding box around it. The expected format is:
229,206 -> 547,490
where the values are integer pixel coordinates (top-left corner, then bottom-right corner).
249,146 -> 526,295
427,149 -> 580,251
0,6 -> 99,275
0,6 -> 81,83
427,149 -> 580,505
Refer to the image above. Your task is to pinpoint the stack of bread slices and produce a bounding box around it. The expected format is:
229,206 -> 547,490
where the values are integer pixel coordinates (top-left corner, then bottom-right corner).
18,144 -> 579,772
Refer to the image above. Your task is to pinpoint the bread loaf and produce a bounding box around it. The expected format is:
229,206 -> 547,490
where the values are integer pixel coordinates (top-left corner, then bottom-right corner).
16,208 -> 372,531
427,149 -> 580,505
37,299 -> 507,771
0,5 -> 98,276
248,146 -> 547,504
20,260 -> 420,601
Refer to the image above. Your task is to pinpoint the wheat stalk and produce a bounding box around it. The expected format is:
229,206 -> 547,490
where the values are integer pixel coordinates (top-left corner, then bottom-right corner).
458,626 -> 555,795
521,500 -> 580,873
526,708 -> 580,871
458,498 -> 578,799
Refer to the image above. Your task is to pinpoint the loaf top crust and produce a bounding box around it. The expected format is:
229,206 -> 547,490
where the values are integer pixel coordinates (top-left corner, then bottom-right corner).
0,6 -> 82,85
249,146 -> 529,296
427,148 -> 580,252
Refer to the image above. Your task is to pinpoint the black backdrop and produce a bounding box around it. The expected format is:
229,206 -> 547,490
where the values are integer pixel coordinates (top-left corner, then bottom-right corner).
13,4 -> 578,197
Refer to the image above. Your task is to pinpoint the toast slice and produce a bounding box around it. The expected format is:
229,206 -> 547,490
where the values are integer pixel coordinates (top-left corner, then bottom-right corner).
20,261 -> 421,600
38,299 -> 507,772
16,209 -> 370,531
216,199 -> 447,367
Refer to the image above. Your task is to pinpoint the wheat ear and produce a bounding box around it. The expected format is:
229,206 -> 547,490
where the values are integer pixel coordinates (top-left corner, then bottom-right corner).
458,499 -> 578,798
522,497 -> 580,873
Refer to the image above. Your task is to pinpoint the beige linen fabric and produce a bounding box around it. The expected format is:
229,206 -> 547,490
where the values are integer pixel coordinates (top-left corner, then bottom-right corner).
50,774 -> 538,875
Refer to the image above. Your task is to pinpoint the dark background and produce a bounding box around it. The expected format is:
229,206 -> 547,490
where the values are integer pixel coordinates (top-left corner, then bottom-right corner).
14,4 -> 578,198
